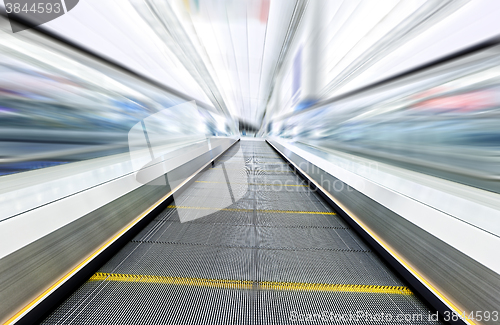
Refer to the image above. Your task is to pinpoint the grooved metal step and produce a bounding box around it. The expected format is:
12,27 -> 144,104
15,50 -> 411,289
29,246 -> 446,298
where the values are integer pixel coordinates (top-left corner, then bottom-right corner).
40,141 -> 443,325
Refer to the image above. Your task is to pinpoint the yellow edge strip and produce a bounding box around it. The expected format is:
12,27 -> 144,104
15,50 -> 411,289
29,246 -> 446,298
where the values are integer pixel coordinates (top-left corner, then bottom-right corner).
195,180 -> 308,187
167,205 -> 336,215
266,141 -> 475,324
222,162 -> 288,164
229,156 -> 281,159
209,168 -> 293,173
3,142 -> 238,325
89,272 -> 412,295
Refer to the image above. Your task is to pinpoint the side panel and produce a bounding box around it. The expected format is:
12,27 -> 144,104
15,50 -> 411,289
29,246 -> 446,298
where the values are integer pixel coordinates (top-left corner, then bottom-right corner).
268,139 -> 500,325
0,139 -> 237,325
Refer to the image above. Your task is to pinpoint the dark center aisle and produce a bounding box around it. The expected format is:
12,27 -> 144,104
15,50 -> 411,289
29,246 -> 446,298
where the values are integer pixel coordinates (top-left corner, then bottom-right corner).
40,139 -> 442,325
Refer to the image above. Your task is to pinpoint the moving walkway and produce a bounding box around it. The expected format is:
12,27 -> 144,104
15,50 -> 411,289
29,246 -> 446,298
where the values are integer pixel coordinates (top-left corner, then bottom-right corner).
38,140 -> 441,325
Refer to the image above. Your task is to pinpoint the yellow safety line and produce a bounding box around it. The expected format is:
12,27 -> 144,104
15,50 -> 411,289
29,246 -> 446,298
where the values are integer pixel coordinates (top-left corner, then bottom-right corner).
222,161 -> 288,164
167,205 -> 336,215
195,181 -> 308,187
266,141 -> 475,324
229,155 -> 281,158
89,273 -> 412,295
209,168 -> 293,173
2,143 -> 239,325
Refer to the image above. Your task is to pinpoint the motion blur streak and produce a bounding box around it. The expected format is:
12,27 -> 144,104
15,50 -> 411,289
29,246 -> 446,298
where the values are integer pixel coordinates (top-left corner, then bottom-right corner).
1,1 -> 500,325
0,14 -> 234,176
2,0 -> 500,183
261,42 -> 500,193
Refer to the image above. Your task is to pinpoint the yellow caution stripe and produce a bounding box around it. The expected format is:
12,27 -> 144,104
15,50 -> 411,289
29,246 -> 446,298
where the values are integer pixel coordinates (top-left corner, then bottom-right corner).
230,156 -> 282,159
209,168 -> 293,173
195,181 -> 308,187
222,162 -> 289,165
89,273 -> 412,295
167,205 -> 336,215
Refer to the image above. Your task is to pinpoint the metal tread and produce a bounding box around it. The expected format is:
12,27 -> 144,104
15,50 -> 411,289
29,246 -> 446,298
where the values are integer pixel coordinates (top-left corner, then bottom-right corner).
40,141 -> 443,325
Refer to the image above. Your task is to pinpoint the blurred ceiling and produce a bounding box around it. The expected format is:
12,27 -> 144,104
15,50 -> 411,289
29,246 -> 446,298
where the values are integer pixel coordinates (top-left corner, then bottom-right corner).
2,0 -> 500,128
